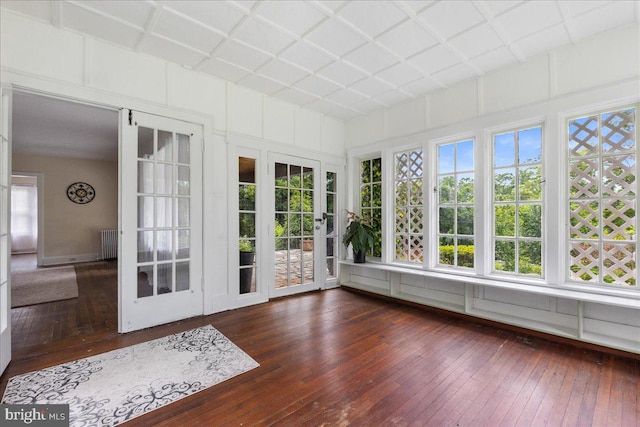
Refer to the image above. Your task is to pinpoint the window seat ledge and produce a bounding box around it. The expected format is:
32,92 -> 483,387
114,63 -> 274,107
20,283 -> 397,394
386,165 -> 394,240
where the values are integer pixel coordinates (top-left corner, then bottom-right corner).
339,260 -> 640,310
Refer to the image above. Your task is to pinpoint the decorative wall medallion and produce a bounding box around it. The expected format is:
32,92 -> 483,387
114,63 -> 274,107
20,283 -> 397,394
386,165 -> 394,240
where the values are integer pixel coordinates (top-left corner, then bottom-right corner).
67,182 -> 95,204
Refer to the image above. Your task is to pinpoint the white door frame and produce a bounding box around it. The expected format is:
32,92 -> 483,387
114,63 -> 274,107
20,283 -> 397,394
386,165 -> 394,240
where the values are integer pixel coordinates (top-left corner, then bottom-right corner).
267,152 -> 325,299
119,109 -> 204,333
0,85 -> 13,376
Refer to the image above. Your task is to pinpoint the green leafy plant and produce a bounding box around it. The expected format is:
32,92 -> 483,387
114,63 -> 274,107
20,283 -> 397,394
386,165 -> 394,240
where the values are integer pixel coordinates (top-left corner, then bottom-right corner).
239,239 -> 254,252
342,210 -> 376,255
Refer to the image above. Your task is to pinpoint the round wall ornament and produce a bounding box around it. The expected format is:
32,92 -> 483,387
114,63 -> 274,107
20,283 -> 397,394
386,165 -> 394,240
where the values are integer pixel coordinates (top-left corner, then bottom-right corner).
67,182 -> 95,204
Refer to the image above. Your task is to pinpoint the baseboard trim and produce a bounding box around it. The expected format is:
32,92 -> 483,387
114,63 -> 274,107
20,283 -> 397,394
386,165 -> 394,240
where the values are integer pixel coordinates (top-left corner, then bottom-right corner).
341,286 -> 640,362
42,254 -> 100,266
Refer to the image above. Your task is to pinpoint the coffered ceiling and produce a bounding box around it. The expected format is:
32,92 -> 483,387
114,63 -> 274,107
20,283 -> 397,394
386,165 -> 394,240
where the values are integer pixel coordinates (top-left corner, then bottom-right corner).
2,0 -> 638,120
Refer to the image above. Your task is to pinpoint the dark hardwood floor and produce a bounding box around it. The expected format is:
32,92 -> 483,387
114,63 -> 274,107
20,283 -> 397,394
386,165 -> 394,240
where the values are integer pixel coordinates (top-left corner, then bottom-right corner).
2,261 -> 639,426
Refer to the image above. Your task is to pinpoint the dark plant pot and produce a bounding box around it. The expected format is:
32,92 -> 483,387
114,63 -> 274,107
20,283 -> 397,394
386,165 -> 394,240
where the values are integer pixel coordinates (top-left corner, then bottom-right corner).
354,251 -> 366,264
239,251 -> 255,294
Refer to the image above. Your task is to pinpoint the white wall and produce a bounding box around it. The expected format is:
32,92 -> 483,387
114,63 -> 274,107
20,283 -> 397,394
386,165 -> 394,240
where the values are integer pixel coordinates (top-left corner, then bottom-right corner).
0,9 -> 345,315
342,24 -> 640,354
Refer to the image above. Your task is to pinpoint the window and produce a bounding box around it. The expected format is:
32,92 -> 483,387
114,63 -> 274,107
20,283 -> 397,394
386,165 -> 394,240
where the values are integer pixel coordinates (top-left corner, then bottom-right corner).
437,140 -> 474,269
239,157 -> 257,294
493,126 -> 543,276
568,107 -> 636,287
360,158 -> 382,257
394,149 -> 423,263
326,171 -> 337,279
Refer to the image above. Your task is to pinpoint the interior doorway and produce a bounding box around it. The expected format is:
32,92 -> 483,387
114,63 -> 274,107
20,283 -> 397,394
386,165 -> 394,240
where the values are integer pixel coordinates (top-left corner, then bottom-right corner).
9,90 -> 119,353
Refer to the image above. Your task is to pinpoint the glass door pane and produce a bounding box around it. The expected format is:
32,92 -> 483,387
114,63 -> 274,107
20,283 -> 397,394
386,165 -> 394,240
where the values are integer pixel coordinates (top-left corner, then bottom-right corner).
326,171 -> 337,279
239,156 -> 257,294
136,127 -> 191,298
275,162 -> 315,289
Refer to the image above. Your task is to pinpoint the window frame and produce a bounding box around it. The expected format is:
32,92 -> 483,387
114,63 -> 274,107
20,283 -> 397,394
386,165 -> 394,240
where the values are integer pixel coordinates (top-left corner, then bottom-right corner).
392,147 -> 424,265
490,123 -> 545,279
565,105 -> 638,288
435,138 -> 476,271
358,155 -> 383,259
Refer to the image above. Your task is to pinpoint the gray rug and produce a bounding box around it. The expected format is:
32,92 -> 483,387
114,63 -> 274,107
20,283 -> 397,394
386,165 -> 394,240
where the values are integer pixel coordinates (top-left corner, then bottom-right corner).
11,266 -> 79,307
2,325 -> 259,426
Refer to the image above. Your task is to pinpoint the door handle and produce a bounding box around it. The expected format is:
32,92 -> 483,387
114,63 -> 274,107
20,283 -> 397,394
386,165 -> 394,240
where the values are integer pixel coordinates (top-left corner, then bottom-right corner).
314,213 -> 328,225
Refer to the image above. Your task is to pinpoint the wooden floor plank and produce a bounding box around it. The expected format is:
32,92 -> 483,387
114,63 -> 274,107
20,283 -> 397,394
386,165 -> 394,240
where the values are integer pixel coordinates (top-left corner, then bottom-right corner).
2,261 -> 639,426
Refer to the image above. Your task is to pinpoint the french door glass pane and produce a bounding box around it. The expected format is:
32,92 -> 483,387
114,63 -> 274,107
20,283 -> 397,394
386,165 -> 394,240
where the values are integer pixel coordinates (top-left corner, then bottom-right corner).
275,161 -> 313,288
136,127 -> 190,298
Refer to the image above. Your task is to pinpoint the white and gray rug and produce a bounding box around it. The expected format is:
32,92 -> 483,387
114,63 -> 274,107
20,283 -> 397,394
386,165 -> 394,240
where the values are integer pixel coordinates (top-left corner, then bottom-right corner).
2,325 -> 259,426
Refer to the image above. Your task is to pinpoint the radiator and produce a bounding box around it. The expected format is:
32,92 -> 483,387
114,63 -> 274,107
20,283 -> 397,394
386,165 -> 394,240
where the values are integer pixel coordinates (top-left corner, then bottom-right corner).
101,229 -> 118,260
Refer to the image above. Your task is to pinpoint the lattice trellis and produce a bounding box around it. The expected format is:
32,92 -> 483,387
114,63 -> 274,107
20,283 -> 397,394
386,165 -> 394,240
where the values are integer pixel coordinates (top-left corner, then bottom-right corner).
410,207 -> 423,234
569,241 -> 600,282
568,108 -> 637,287
395,149 -> 424,263
602,243 -> 636,286
602,110 -> 636,153
569,201 -> 599,239
602,154 -> 636,197
602,199 -> 636,241
569,115 -> 598,157
410,234 -> 423,262
569,159 -> 599,198
395,208 -> 408,234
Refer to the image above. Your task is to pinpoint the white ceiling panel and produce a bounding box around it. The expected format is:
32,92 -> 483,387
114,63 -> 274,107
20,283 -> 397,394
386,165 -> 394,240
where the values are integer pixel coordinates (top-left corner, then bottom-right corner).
408,44 -> 461,75
2,0 -> 636,121
562,1 -> 611,18
350,98 -> 387,114
258,58 -> 308,85
256,1 -> 326,36
74,0 -> 152,28
448,23 -> 505,59
374,89 -> 412,106
343,43 -> 399,74
400,77 -> 442,96
272,87 -> 319,105
141,35 -> 207,68
306,18 -> 368,57
238,73 -> 287,95
199,58 -> 250,82
481,1 -> 524,17
317,61 -> 368,86
326,89 -> 369,106
513,24 -> 571,59
294,75 -> 342,97
215,40 -> 272,71
376,20 -> 438,59
0,0 -> 52,22
235,17 -> 296,55
61,2 -> 142,50
570,1 -> 636,41
339,1 -> 407,38
280,42 -> 336,72
419,1 -> 484,39
399,1 -> 435,14
496,1 -> 563,42
154,9 -> 225,54
349,77 -> 394,98
469,46 -> 519,74
166,1 -> 246,35
431,62 -> 477,87
376,62 -> 424,87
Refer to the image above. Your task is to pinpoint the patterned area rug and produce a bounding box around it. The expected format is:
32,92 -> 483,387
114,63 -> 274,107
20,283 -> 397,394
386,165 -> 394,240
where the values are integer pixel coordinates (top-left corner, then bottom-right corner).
2,325 -> 259,426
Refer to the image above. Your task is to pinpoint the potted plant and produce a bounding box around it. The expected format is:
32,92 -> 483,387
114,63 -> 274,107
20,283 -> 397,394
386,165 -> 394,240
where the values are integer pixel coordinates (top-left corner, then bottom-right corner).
239,239 -> 255,294
342,210 -> 376,263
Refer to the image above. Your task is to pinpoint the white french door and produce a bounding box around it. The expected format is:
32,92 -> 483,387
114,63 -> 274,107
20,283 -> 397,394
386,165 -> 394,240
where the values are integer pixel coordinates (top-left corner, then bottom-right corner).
0,86 -> 11,375
119,110 -> 203,333
270,154 -> 324,298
